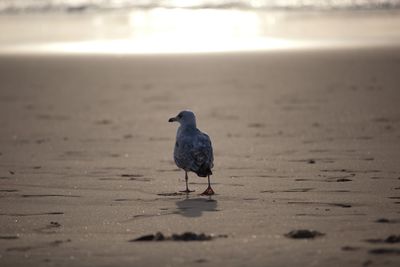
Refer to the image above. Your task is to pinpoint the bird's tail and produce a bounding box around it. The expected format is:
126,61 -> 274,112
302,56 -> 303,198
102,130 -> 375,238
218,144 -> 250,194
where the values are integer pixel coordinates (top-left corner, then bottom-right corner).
195,165 -> 212,177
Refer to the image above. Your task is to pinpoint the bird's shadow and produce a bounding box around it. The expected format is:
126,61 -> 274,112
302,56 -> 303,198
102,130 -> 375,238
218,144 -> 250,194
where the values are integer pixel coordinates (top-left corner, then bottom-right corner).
175,196 -> 218,217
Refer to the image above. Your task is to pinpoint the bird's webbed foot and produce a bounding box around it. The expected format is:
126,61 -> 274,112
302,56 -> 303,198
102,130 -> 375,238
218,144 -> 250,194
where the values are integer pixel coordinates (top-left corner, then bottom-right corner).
200,186 -> 215,196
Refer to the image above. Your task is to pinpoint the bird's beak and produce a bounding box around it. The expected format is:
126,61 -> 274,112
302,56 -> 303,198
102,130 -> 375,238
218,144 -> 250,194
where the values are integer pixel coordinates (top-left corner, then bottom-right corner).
168,117 -> 177,122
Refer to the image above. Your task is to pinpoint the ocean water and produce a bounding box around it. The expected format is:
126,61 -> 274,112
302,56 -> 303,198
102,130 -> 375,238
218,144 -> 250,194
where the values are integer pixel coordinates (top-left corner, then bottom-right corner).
1,0 -> 400,14
1,0 -> 400,54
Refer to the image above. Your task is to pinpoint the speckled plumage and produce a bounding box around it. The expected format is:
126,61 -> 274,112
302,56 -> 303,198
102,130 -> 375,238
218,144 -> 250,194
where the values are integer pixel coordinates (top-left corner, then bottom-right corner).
174,125 -> 213,177
168,110 -> 215,195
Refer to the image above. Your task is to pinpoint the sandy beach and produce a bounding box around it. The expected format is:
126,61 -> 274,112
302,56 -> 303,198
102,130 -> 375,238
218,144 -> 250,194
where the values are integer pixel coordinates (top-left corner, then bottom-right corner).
0,46 -> 399,266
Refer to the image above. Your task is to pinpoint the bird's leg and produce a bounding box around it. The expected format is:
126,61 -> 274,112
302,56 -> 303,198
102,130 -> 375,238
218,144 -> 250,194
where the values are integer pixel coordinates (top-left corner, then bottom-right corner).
180,171 -> 194,193
201,175 -> 215,196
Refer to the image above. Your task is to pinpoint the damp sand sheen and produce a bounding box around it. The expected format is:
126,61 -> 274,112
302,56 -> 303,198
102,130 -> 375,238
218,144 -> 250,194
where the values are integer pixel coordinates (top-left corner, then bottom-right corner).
0,9 -> 400,267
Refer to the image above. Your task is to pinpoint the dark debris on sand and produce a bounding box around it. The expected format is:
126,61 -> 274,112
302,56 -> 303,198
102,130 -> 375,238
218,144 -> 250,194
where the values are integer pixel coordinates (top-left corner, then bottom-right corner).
285,229 -> 325,239
95,119 -> 112,125
365,235 -> 400,244
0,189 -> 18,192
375,218 -> 400,223
0,235 -> 19,240
50,239 -> 71,247
121,174 -> 143,178
341,246 -> 360,251
376,218 -> 391,223
336,178 -> 352,182
50,221 -> 61,228
130,232 -> 227,242
385,235 -> 400,243
368,248 -> 400,255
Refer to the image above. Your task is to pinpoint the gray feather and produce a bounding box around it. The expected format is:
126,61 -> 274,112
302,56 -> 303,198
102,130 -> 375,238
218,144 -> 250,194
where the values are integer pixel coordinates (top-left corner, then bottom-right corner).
174,127 -> 213,177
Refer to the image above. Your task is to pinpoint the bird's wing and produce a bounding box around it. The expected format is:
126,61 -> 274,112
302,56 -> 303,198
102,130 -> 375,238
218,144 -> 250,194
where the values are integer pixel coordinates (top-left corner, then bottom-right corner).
189,132 -> 214,172
174,131 -> 213,172
174,135 -> 195,170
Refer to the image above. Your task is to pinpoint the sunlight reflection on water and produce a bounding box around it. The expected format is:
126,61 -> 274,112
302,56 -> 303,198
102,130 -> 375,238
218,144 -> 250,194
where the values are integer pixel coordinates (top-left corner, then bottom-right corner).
0,9 -> 311,54
26,38 -> 302,54
1,8 -> 400,54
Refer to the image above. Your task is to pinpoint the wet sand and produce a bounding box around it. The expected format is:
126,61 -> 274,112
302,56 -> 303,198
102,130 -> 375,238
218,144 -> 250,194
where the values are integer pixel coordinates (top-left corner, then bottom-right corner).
0,48 -> 400,266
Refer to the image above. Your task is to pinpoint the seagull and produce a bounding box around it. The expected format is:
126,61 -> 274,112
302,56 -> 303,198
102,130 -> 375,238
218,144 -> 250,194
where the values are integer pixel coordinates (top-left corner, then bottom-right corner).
168,110 -> 215,195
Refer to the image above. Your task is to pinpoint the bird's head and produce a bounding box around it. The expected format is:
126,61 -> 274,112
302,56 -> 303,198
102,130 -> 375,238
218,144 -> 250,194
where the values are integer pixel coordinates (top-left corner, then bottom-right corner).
168,110 -> 196,127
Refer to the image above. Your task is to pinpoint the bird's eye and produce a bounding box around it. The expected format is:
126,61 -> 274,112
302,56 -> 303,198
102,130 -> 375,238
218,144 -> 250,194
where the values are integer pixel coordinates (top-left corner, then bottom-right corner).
177,114 -> 183,119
